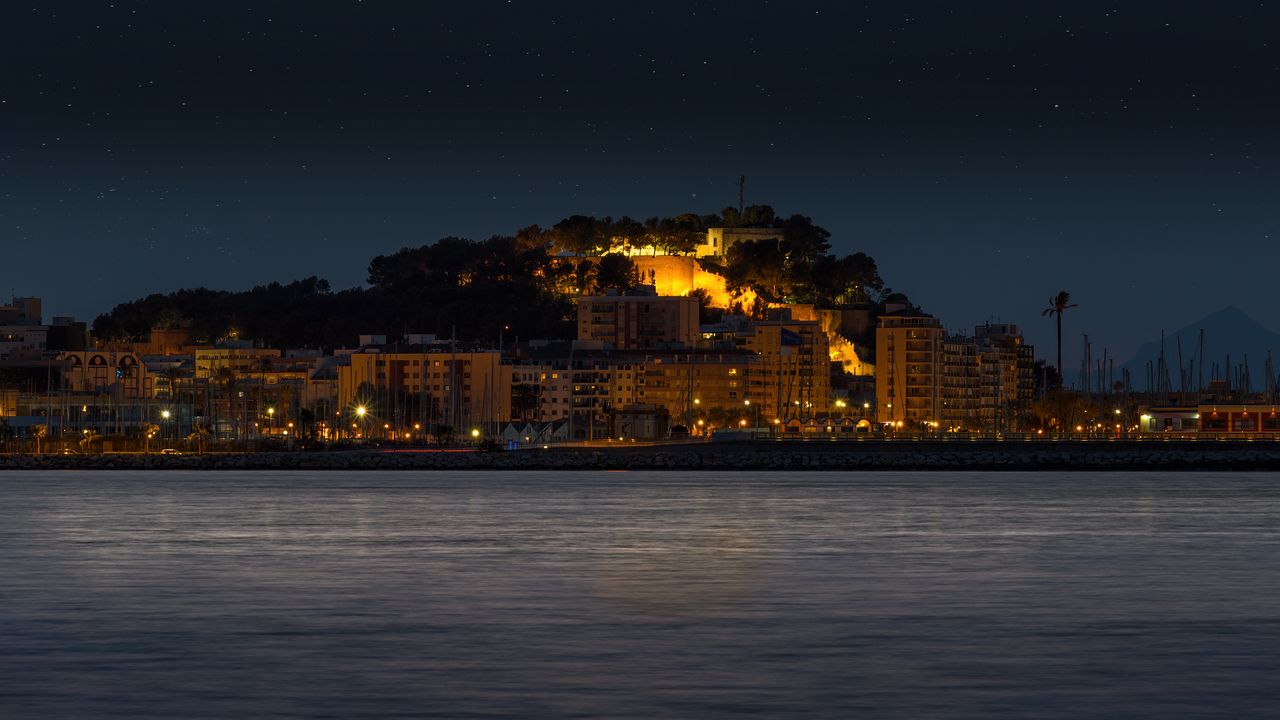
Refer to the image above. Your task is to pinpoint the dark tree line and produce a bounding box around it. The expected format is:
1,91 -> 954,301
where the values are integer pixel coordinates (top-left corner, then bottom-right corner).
92,277 -> 360,348
94,236 -> 577,348
721,241 -> 884,307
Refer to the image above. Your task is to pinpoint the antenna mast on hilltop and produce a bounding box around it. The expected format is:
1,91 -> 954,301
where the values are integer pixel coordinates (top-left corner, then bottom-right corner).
738,175 -> 745,215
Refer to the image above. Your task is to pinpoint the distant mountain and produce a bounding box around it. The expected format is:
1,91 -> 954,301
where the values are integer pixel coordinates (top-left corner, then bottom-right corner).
1118,306 -> 1280,392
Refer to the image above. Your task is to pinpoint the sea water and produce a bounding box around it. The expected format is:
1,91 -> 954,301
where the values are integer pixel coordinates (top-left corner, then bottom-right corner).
2,471 -> 1278,719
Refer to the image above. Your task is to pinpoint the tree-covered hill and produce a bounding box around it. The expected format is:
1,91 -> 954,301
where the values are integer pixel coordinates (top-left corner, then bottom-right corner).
92,206 -> 897,349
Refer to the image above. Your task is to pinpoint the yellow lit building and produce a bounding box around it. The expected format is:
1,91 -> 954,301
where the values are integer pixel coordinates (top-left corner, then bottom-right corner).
875,310 -> 944,426
880,315 -> 1035,431
505,355 -> 641,426
704,312 -> 832,420
612,226 -> 780,259
195,346 -> 283,379
635,349 -> 763,425
337,349 -> 507,432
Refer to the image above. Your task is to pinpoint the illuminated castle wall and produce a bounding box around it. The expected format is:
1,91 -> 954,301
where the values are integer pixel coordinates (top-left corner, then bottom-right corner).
631,256 -> 755,311
631,256 -> 873,377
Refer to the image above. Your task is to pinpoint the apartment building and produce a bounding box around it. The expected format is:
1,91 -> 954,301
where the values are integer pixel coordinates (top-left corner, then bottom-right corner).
338,346 -> 507,432
194,345 -> 284,379
875,310 -> 944,426
635,349 -> 763,425
577,288 -> 699,350
702,311 -> 832,420
890,319 -> 1035,431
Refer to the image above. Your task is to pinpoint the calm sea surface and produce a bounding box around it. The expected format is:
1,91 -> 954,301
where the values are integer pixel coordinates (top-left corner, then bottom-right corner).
1,471 -> 1278,719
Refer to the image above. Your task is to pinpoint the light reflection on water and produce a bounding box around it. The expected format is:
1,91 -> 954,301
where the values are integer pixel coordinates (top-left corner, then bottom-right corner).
1,470 -> 1278,719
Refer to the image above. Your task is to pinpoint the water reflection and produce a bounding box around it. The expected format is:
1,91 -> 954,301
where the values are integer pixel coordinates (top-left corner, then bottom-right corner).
0,471 -> 1277,719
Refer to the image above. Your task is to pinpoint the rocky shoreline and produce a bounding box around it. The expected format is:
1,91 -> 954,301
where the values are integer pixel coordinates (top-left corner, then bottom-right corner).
4,440 -> 1280,471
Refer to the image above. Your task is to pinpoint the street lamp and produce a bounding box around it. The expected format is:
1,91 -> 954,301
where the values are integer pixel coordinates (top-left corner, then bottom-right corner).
160,408 -> 172,446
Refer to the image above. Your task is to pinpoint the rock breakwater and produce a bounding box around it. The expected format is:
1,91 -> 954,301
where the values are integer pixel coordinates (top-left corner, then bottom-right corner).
4,441 -> 1280,471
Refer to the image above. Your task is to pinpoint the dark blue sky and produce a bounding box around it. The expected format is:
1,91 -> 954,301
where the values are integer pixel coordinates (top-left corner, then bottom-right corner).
2,1 -> 1277,363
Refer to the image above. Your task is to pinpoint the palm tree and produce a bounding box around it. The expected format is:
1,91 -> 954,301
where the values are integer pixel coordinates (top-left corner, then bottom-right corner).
190,419 -> 211,454
160,366 -> 184,401
31,423 -> 47,454
142,423 -> 160,453
1041,291 -> 1079,386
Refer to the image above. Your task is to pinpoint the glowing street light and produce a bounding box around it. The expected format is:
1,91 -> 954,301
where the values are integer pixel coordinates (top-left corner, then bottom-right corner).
355,406 -> 367,417
160,409 -> 171,420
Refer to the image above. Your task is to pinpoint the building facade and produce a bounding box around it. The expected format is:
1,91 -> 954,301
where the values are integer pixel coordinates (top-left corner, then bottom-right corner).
195,346 -> 284,379
702,311 -> 832,420
337,347 -> 507,434
577,290 -> 699,350
695,226 -> 783,258
58,350 -> 154,399
875,311 -> 944,426
1141,405 -> 1280,434
939,323 -> 1035,431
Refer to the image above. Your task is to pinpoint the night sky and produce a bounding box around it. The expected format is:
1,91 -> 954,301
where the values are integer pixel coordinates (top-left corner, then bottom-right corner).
2,1 -> 1277,365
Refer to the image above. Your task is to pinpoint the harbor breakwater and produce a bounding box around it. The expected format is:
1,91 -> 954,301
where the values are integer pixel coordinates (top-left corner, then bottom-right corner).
4,440 -> 1280,471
